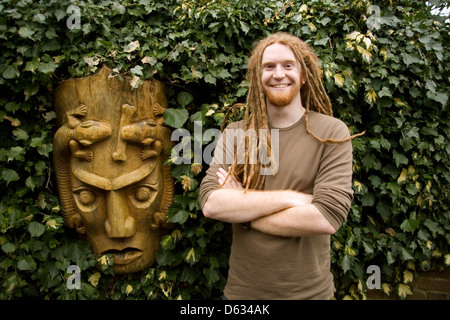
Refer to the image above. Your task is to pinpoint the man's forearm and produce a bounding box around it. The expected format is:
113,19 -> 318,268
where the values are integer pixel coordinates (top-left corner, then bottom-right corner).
202,167 -> 336,237
251,204 -> 336,237
202,188 -> 311,224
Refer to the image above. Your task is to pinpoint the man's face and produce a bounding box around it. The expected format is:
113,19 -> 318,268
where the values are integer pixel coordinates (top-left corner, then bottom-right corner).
261,43 -> 302,107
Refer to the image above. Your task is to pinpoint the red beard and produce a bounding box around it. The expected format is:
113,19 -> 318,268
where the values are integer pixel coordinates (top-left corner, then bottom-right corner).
264,83 -> 300,107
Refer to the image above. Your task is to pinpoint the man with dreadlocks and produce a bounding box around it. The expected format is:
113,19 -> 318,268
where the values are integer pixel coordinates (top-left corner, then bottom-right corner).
199,32 -> 362,300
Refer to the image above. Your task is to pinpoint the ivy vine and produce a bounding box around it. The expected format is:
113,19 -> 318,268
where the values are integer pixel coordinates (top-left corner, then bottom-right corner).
0,0 -> 448,300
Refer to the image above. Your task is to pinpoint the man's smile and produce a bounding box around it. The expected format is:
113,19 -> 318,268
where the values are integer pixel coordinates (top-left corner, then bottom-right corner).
270,84 -> 291,89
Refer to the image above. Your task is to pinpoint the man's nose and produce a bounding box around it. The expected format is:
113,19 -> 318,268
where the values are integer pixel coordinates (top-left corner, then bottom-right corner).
104,191 -> 136,238
273,65 -> 285,79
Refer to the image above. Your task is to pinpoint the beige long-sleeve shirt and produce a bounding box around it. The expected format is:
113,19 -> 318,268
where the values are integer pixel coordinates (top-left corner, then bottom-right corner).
199,111 -> 354,299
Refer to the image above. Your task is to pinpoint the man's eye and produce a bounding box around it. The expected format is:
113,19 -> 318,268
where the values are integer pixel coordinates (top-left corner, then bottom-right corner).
79,189 -> 96,205
134,186 -> 152,202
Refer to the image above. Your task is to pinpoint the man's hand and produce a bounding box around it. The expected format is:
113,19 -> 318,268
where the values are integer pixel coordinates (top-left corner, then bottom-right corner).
216,167 -> 243,189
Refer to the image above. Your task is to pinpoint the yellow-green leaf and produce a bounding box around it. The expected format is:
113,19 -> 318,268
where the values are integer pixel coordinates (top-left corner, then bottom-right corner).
186,247 -> 196,262
98,255 -> 110,266
334,73 -> 345,87
357,45 -> 373,63
354,181 -> 363,192
344,245 -> 356,256
398,283 -> 412,299
380,47 -> 388,60
382,283 -> 391,295
89,272 -> 101,287
432,249 -> 441,257
159,271 -> 167,280
403,270 -> 413,283
365,89 -> 377,104
345,31 -> 362,41
308,22 -> 317,31
333,240 -> 342,250
393,97 -> 406,106
45,219 -> 58,229
397,168 -> 408,183
124,40 -> 140,53
171,229 -> 182,241
126,284 -> 133,295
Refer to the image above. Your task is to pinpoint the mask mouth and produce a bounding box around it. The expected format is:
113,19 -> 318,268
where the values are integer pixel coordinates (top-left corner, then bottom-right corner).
101,247 -> 143,266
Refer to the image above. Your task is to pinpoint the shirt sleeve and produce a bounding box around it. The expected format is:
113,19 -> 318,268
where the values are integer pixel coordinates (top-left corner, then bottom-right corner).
199,121 -> 241,210
311,121 -> 354,231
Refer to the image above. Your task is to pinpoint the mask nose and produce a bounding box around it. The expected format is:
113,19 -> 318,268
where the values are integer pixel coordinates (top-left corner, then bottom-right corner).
104,191 -> 136,238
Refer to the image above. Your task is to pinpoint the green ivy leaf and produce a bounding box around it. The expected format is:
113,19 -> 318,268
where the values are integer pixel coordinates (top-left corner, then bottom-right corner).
362,240 -> 374,254
17,256 -> 36,271
386,251 -> 395,265
13,128 -> 29,142
342,255 -> 353,273
1,169 -> 20,185
204,73 -> 216,85
168,208 -> 189,224
376,201 -> 391,222
18,26 -> 36,39
360,192 -> 375,206
1,242 -> 16,254
37,61 -> 57,75
177,92 -> 194,107
424,219 -> 443,235
163,108 -> 189,128
239,20 -> 250,34
28,221 -> 45,238
427,91 -> 448,106
402,52 -> 421,66
7,147 -> 25,161
400,248 -> 414,261
160,234 -> 175,250
156,250 -> 177,266
30,137 -> 44,147
2,65 -> 19,79
24,57 -> 40,73
400,218 -> 419,233
203,266 -> 220,285
393,151 -> 409,167
386,182 -> 401,196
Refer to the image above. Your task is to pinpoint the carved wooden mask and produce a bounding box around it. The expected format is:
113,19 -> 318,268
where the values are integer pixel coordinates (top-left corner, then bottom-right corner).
53,66 -> 174,273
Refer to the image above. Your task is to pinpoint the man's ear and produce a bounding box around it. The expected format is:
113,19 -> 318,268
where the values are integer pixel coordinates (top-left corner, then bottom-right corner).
300,70 -> 306,87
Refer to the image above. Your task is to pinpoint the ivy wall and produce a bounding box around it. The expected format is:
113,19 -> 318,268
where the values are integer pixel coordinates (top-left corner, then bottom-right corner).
0,0 -> 448,299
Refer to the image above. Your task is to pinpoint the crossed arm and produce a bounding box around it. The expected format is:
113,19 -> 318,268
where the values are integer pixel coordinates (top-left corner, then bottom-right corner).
202,168 -> 336,237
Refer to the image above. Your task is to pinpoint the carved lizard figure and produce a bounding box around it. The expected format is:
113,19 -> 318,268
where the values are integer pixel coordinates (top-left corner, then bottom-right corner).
53,104 -> 112,232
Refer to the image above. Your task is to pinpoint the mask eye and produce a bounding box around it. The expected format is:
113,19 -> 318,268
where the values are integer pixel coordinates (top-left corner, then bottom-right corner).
134,186 -> 151,202
79,189 -> 96,205
130,183 -> 158,209
72,187 -> 100,211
